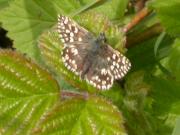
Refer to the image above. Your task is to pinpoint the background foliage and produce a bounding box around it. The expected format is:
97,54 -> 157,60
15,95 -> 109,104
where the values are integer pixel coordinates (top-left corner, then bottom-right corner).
0,0 -> 179,135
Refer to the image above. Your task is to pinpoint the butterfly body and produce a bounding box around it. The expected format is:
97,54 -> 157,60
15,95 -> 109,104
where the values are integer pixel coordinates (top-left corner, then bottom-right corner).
58,15 -> 131,90
78,38 -> 103,78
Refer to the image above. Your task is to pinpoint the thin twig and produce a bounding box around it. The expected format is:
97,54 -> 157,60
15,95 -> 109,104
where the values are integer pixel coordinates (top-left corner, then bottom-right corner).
126,23 -> 164,48
135,0 -> 149,11
61,90 -> 89,99
123,7 -> 152,33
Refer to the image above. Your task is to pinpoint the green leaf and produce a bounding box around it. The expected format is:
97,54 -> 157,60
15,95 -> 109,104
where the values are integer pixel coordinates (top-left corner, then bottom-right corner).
149,76 -> 180,115
0,0 -> 82,61
122,71 -> 157,135
0,0 -> 12,10
128,34 -> 174,71
150,39 -> 180,114
72,0 -> 128,20
146,75 -> 180,134
38,13 -> 126,92
167,39 -> 180,82
144,38 -> 180,135
127,37 -> 157,70
172,117 -> 180,135
124,71 -> 151,111
150,0 -> 180,36
0,0 -> 56,61
70,0 -> 104,17
0,50 -> 59,134
155,38 -> 180,81
87,0 -> 129,20
154,31 -> 166,58
34,96 -> 127,135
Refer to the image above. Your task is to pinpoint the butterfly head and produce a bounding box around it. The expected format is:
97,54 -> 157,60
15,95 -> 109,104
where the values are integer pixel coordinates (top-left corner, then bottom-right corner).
96,32 -> 107,45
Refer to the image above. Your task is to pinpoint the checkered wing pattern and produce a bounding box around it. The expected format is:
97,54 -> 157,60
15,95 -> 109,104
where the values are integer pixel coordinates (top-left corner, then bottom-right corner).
58,15 -> 91,45
61,44 -> 89,75
85,45 -> 131,90
106,45 -> 131,80
85,55 -> 114,90
58,15 -> 93,75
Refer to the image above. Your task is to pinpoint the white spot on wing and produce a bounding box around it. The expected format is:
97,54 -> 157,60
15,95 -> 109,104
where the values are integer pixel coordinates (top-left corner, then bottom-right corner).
107,57 -> 111,61
112,54 -> 116,59
102,81 -> 106,85
113,61 -> 116,66
61,39 -> 65,43
72,60 -> 75,64
71,48 -> 78,55
102,85 -> 106,90
65,54 -> 69,60
66,29 -> 70,33
70,32 -> 74,37
65,37 -> 69,41
59,34 -> 63,38
122,57 -> 126,64
78,37 -> 82,41
70,37 -> 74,42
60,22 -> 64,26
74,27 -> 78,33
61,26 -> 65,30
116,63 -> 120,68
64,17 -> 68,24
111,65 -> 114,70
101,68 -> 107,75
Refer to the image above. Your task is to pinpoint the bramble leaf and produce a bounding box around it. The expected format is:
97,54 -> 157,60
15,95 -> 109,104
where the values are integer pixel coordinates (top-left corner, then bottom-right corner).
149,0 -> 180,36
34,96 -> 127,135
0,0 -> 12,10
0,50 -> 59,134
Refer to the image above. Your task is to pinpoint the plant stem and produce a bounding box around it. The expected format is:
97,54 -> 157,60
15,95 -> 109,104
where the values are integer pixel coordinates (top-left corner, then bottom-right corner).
123,7 -> 152,33
61,90 -> 89,99
126,23 -> 164,48
134,0 -> 149,11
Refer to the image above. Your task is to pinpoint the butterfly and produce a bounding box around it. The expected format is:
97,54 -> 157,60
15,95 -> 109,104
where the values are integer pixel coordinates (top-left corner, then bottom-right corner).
57,15 -> 131,90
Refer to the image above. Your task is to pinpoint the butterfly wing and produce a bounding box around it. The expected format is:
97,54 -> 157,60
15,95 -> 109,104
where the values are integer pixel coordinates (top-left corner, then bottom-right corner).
85,55 -> 114,90
58,15 -> 94,75
85,45 -> 131,90
105,45 -> 131,80
61,43 -> 90,75
58,15 -> 92,44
